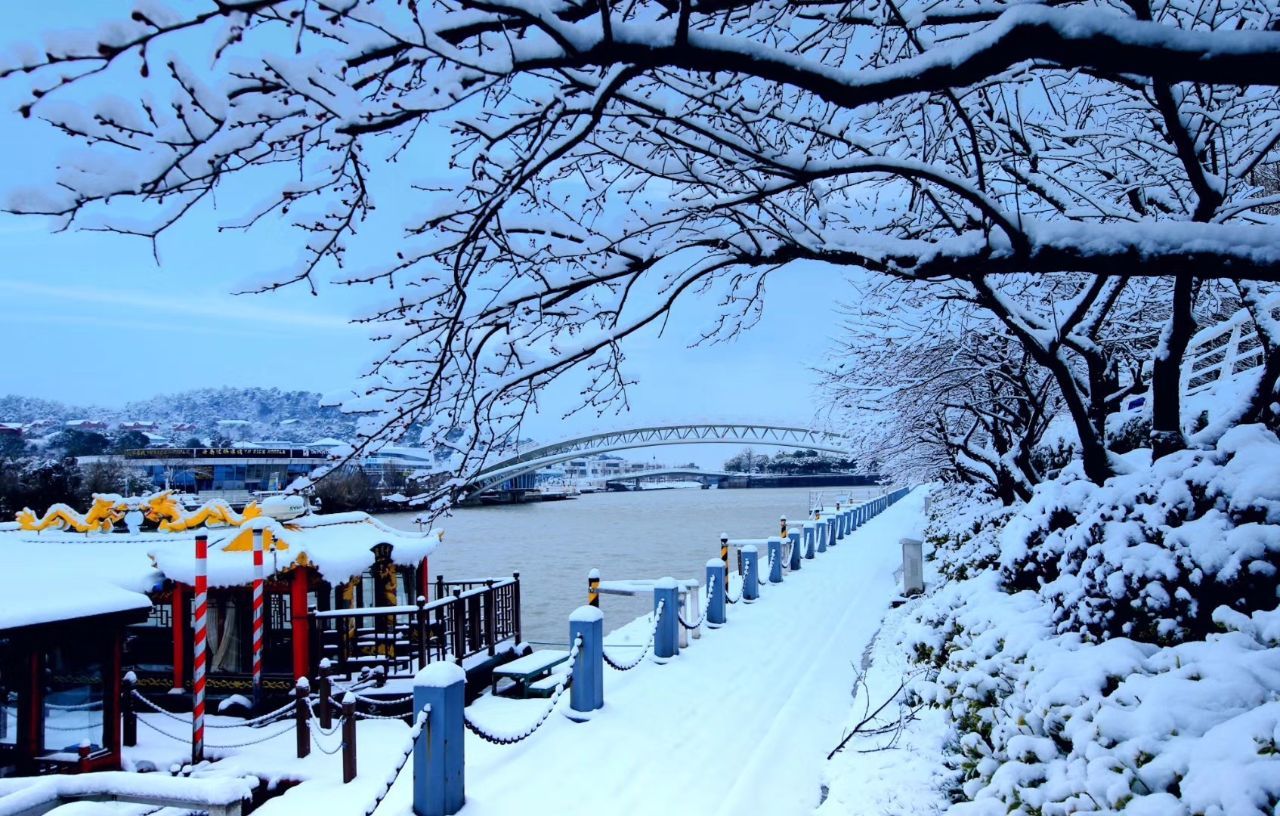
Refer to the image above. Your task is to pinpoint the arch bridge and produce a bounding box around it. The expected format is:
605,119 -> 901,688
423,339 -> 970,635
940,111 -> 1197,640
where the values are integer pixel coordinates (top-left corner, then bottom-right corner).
464,424 -> 849,496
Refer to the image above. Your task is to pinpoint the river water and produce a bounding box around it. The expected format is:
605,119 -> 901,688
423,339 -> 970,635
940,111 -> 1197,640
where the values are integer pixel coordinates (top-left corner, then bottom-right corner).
378,485 -> 882,644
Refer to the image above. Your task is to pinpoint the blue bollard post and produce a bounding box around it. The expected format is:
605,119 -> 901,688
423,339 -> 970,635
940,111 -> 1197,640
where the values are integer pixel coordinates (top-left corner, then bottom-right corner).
568,605 -> 604,718
654,579 -> 680,658
788,530 -> 802,571
816,522 -> 828,553
741,546 -> 759,601
767,537 -> 783,584
826,517 -> 838,548
413,662 -> 465,816
803,523 -> 816,559
837,510 -> 847,540
706,560 -> 727,625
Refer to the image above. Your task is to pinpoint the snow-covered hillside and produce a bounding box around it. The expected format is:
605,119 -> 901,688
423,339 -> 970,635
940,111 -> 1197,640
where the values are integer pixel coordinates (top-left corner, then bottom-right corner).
0,388 -> 358,443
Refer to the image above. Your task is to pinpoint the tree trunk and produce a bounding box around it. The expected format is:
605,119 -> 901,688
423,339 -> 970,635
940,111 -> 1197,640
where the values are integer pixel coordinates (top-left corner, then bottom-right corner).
1151,273 -> 1195,459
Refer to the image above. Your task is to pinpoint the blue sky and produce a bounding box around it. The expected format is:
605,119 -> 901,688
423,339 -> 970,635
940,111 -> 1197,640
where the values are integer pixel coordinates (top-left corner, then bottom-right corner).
0,3 -> 849,464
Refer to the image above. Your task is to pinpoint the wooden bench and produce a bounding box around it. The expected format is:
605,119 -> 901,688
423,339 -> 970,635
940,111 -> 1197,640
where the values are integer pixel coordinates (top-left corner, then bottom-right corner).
490,650 -> 569,698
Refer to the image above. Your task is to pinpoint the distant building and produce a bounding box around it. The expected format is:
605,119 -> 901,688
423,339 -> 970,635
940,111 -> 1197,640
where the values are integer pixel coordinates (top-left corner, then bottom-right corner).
64,419 -> 108,432
80,447 -> 330,494
118,420 -> 158,433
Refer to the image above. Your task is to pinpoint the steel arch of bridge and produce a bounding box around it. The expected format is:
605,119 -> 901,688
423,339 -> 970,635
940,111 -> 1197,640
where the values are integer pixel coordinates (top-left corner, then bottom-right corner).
466,424 -> 849,495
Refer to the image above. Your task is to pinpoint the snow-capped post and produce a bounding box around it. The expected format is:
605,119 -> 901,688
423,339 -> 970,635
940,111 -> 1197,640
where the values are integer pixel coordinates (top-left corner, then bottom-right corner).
825,517 -> 838,548
569,605 -> 604,717
192,533 -> 208,765
719,533 -> 730,593
121,671 -> 137,748
413,662 -> 466,816
250,522 -> 266,708
788,530 -> 802,571
318,659 -> 333,730
415,596 -> 429,669
706,560 -> 727,626
902,538 -> 924,596
653,578 -> 680,659
342,692 -> 357,783
741,546 -> 759,602
803,522 -> 816,559
780,515 -> 788,540
767,537 -> 783,584
294,678 -> 311,760
816,522 -> 828,554
588,568 -> 600,608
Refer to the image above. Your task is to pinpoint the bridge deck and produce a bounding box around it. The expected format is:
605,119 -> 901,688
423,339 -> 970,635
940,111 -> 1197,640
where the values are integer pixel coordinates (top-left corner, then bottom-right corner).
441,489 -> 925,816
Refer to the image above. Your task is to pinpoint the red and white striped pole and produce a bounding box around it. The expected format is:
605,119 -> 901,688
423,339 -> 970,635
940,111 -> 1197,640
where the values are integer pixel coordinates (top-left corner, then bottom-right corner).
192,533 -> 208,765
252,526 -> 265,707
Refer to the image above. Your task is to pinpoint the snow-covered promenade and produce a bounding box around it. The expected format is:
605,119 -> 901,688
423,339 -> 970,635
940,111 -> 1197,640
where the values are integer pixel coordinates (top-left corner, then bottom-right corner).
384,488 -> 927,816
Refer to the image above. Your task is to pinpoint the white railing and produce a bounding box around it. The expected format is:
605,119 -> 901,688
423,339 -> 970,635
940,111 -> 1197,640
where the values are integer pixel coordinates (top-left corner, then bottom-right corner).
1182,295 -> 1280,395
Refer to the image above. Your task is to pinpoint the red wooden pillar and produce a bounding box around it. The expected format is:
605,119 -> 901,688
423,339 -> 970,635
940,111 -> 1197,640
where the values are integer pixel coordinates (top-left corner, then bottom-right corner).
106,632 -> 123,769
417,557 -> 430,599
290,568 -> 311,682
24,650 -> 42,762
170,583 -> 187,691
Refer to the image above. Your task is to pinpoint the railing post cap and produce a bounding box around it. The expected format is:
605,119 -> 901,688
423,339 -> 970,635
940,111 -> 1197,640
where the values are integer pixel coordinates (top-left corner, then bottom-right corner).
124,670 -> 137,684
741,544 -> 758,554
705,558 -> 726,569
414,661 -> 467,688
720,533 -> 728,541
588,568 -> 600,580
570,605 -> 604,623
655,576 -> 678,590
296,677 -> 311,691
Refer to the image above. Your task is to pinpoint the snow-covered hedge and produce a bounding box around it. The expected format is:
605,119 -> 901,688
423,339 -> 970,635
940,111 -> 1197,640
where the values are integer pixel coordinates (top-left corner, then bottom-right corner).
897,426 -> 1280,815
1004,424 -> 1280,643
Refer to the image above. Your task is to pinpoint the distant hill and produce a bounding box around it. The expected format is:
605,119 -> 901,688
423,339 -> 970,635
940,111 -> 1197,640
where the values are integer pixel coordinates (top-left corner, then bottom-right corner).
0,387 -> 358,443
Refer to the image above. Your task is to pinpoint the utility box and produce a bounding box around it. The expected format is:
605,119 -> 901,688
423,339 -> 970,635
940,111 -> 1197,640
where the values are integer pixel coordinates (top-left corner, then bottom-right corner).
901,538 -> 924,596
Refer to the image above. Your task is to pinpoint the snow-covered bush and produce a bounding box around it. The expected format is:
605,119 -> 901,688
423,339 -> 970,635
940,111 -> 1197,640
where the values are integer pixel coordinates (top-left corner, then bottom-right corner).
1003,425 -> 1280,643
896,428 -> 1280,814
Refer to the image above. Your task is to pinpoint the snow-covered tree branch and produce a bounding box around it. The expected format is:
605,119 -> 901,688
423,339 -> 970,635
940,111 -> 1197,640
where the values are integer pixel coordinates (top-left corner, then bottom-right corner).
5,0 -> 1280,492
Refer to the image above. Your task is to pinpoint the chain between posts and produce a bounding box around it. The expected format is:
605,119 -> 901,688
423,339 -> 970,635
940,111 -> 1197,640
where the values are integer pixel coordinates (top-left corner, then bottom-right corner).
679,583 -> 714,630
464,634 -> 584,745
604,600 -> 663,670
131,690 -> 294,728
363,706 -> 430,816
134,712 -> 294,749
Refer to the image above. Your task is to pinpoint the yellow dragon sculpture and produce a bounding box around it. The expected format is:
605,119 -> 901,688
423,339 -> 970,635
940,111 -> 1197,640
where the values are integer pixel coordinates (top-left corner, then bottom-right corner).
17,494 -> 126,532
15,491 -> 264,534
142,490 -> 262,532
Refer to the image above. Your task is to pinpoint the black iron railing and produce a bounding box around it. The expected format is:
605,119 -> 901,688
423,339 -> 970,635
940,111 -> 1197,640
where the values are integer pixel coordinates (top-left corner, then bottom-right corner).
314,575 -> 521,679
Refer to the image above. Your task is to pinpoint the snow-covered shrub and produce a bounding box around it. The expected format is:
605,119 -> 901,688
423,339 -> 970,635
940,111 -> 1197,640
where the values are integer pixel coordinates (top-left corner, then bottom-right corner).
1003,424 -> 1280,643
895,428 -> 1280,815
903,591 -> 1280,815
924,486 -> 1012,582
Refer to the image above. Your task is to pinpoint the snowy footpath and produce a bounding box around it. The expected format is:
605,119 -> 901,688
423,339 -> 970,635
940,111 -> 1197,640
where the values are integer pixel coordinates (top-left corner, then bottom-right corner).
381,488 -> 928,816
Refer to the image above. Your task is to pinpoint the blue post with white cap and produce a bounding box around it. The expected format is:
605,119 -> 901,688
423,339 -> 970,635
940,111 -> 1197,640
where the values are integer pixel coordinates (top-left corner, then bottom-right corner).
788,531 -> 802,571
569,605 -> 603,717
413,662 -> 465,816
654,579 -> 680,658
741,547 -> 759,601
816,521 -> 827,553
826,517 -> 838,547
706,560 -> 727,625
803,523 -> 816,559
767,537 -> 783,584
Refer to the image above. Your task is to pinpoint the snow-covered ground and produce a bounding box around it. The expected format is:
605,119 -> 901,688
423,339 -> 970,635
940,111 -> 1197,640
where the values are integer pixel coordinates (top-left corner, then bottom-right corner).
368,488 -> 927,816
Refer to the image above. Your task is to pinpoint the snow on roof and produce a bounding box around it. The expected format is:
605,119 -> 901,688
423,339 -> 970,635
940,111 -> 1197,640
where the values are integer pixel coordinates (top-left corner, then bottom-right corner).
0,511 -> 441,596
0,542 -> 154,630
